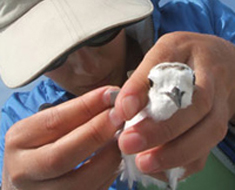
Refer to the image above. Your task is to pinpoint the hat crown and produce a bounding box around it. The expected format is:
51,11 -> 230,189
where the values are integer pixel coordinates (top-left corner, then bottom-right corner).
0,0 -> 153,88
0,0 -> 42,29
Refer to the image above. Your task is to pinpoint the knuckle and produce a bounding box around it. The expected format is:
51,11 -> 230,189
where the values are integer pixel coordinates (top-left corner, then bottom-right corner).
7,171 -> 25,187
200,92 -> 212,111
4,161 -> 27,188
192,159 -> 206,173
79,97 -> 94,119
44,147 -> 64,176
5,128 -> 16,148
214,121 -> 228,142
152,31 -> 194,63
88,120 -> 108,145
158,32 -> 192,47
194,89 -> 212,116
86,110 -> 114,146
43,108 -> 64,131
171,32 -> 192,43
5,122 -> 22,149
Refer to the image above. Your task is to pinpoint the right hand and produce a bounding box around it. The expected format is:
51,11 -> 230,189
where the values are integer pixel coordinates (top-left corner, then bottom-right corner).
115,32 -> 235,180
2,86 -> 123,190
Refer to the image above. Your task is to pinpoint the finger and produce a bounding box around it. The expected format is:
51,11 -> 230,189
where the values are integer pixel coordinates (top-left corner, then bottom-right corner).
70,141 -> 121,190
21,107 -> 123,180
114,32 -> 193,121
36,141 -> 121,190
147,171 -> 168,183
147,155 -> 209,183
119,73 -> 214,154
135,100 -> 228,174
181,154 -> 209,179
6,86 -> 120,148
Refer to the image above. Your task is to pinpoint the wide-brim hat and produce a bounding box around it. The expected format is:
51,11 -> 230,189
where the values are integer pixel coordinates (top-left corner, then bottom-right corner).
0,0 -> 153,88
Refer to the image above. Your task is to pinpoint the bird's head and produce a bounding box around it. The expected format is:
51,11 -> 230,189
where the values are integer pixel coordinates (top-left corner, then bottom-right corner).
148,62 -> 195,109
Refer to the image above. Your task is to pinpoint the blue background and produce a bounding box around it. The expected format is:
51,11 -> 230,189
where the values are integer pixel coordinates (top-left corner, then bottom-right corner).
0,0 -> 235,110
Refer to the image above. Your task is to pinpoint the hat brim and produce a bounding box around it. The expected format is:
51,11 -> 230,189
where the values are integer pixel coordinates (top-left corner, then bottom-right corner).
0,0 -> 153,88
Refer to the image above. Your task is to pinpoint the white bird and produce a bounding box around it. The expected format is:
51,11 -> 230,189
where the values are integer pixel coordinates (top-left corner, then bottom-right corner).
120,62 -> 195,190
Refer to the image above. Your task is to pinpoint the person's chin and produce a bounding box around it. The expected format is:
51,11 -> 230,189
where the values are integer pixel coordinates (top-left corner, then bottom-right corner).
72,74 -> 114,96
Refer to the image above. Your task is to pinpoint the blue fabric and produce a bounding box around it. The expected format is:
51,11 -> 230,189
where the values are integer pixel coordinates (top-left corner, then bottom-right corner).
1,0 -> 235,188
155,0 -> 235,44
218,129 -> 235,164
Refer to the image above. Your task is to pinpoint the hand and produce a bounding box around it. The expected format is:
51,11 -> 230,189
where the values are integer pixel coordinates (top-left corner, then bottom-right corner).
2,86 -> 123,190
114,32 -> 235,180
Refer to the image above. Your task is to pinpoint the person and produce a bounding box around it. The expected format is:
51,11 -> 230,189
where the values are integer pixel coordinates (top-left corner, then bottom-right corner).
1,0 -> 235,189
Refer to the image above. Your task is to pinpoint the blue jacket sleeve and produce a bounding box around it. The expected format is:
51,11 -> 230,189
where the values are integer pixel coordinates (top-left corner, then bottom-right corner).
0,107 -> 15,186
204,0 -> 235,43
0,93 -> 35,186
159,0 -> 235,44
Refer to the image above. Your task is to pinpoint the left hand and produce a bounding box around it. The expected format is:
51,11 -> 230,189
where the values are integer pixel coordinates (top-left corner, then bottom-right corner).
2,86 -> 122,190
113,32 -> 235,180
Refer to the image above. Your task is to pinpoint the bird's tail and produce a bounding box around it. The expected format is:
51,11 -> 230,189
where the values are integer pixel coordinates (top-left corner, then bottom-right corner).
119,154 -> 139,189
120,154 -> 167,189
165,167 -> 185,190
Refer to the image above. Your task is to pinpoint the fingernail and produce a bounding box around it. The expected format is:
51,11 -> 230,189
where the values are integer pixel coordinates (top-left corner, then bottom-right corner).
137,154 -> 160,173
110,90 -> 120,106
122,96 -> 140,119
103,88 -> 120,106
109,108 -> 124,128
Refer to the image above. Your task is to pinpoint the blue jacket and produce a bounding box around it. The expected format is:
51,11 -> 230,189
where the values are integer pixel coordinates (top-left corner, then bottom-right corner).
1,0 -> 235,189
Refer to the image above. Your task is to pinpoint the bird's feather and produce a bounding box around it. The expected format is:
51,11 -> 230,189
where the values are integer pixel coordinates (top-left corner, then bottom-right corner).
120,62 -> 195,190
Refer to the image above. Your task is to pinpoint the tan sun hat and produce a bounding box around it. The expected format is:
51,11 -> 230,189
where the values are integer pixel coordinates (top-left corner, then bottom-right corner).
0,0 -> 153,88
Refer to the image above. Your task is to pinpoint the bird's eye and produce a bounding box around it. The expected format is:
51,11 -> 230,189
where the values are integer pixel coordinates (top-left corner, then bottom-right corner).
193,72 -> 196,85
149,78 -> 154,87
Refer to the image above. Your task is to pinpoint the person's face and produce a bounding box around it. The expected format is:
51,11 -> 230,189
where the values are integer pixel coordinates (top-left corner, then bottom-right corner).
45,30 -> 127,96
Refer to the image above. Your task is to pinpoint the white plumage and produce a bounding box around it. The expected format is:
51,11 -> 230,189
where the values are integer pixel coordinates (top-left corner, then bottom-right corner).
120,62 -> 195,190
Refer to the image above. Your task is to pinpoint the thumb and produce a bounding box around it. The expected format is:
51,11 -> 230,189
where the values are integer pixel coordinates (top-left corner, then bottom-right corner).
114,52 -> 157,120
114,33 -> 192,120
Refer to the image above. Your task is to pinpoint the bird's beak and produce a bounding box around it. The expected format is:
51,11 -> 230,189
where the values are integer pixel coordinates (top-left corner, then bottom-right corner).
165,87 -> 185,108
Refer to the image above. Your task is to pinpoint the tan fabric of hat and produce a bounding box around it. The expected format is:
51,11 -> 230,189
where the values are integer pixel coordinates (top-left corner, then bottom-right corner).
0,0 -> 153,88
